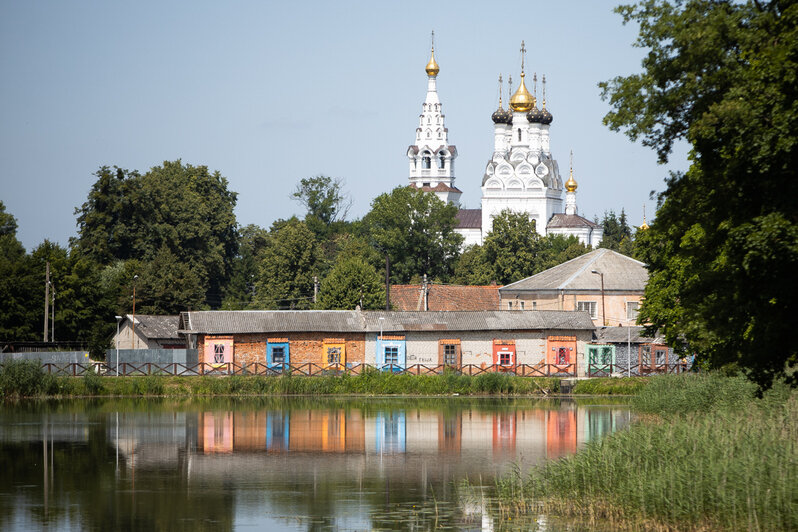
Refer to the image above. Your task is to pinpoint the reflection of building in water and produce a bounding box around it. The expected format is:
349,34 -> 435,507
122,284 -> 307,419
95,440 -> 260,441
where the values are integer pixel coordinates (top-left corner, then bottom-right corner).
200,412 -> 233,454
438,412 -> 462,453
375,411 -> 406,453
289,409 -> 365,453
492,412 -> 517,456
546,408 -> 577,459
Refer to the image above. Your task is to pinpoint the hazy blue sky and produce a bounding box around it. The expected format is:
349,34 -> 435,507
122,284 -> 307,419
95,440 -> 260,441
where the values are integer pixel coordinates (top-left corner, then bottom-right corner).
0,1 -> 687,251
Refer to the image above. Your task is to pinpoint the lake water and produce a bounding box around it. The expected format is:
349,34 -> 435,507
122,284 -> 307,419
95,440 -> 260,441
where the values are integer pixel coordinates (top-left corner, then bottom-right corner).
0,397 -> 631,531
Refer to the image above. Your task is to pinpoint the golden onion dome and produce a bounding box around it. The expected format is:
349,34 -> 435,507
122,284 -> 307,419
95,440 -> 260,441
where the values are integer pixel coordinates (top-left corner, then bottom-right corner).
565,172 -> 578,192
509,73 -> 535,112
425,48 -> 439,77
640,221 -> 650,230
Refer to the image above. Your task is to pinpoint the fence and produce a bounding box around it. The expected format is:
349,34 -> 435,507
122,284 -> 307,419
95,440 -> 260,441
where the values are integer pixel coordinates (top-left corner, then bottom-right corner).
0,361 -> 690,378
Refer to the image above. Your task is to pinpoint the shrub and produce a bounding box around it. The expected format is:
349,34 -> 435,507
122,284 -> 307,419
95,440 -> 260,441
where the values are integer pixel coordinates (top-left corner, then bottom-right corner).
83,371 -> 105,395
0,360 -> 49,397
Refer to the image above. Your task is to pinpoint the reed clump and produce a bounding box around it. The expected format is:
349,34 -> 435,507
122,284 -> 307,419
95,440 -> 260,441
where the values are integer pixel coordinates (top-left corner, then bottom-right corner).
496,374 -> 797,531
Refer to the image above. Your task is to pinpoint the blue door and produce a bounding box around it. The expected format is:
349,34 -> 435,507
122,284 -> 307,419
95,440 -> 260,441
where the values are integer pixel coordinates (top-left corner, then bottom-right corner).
267,342 -> 289,369
376,337 -> 406,370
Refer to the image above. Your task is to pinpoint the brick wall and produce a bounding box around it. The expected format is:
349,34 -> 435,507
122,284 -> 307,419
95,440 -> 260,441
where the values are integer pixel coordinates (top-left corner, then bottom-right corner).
198,332 -> 366,366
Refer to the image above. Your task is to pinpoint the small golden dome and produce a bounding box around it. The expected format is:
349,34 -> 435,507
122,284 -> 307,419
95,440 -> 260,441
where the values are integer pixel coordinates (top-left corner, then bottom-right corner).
639,204 -> 650,230
425,48 -> 439,77
565,172 -> 578,192
640,221 -> 650,230
510,73 -> 535,112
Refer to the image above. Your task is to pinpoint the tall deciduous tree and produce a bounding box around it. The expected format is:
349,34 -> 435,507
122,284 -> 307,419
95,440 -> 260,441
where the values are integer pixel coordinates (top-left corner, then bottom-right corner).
317,256 -> 385,310
364,186 -> 462,283
0,202 -> 39,340
73,161 -> 239,307
254,219 -> 320,309
600,0 -> 798,389
291,175 -> 352,237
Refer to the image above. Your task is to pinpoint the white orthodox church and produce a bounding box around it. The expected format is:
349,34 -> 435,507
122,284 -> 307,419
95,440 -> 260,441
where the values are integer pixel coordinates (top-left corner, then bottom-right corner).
407,40 -> 603,248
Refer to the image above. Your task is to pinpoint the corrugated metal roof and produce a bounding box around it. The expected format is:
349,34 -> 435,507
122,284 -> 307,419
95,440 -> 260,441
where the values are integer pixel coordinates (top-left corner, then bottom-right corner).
594,326 -> 665,344
128,314 -> 180,340
180,310 -> 595,334
500,249 -> 648,292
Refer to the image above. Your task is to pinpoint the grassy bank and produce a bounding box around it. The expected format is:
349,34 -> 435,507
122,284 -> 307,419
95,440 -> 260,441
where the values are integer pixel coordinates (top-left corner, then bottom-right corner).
0,360 -> 559,398
571,376 -> 648,395
495,373 -> 797,531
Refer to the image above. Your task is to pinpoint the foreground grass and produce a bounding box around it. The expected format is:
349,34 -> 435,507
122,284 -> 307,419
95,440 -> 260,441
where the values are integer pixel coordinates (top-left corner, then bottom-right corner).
0,361 -> 559,397
495,373 -> 797,531
571,376 -> 648,395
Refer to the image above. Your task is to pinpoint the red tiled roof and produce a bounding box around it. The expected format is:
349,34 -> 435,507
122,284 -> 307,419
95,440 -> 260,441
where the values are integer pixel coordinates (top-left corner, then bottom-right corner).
455,208 -> 482,229
390,284 -> 501,311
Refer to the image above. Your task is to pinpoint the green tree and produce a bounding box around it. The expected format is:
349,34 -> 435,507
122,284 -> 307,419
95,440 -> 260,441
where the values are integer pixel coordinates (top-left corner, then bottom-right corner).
135,246 -> 206,314
363,186 -> 462,283
221,224 -> 269,309
73,161 -> 239,307
291,175 -> 352,237
317,256 -> 385,310
599,209 -> 633,251
600,0 -> 798,389
0,202 -> 39,340
452,245 -> 495,285
254,219 -> 320,309
483,210 -> 542,285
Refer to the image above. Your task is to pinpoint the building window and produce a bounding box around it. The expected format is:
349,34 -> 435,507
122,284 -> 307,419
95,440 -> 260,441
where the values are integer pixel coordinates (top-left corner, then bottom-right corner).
532,301 -> 537,309
438,153 -> 445,168
500,351 -> 511,365
422,154 -> 431,169
422,182 -> 430,187
213,344 -> 225,364
519,301 -> 525,310
327,346 -> 341,365
507,301 -> 513,310
627,302 -> 640,321
384,346 -> 398,365
272,346 -> 285,364
518,128 -> 522,141
443,344 -> 457,365
577,301 -> 598,319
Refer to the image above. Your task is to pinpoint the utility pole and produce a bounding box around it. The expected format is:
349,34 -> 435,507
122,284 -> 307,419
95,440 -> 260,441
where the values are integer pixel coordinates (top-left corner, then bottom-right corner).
313,276 -> 319,304
422,274 -> 428,311
43,262 -> 50,341
384,255 -> 391,311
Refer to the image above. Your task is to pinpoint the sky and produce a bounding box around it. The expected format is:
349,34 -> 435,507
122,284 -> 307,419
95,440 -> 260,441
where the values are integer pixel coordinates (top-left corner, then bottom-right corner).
0,1 -> 688,251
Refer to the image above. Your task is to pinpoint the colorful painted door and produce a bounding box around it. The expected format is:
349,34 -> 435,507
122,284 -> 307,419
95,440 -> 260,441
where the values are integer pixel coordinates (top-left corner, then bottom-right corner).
323,340 -> 346,369
267,341 -> 289,368
204,336 -> 233,368
492,340 -> 516,369
587,344 -> 614,375
377,336 -> 406,370
546,336 -> 576,370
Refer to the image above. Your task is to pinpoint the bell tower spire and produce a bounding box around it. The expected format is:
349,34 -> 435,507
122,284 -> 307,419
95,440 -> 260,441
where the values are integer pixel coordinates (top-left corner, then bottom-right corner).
407,32 -> 459,205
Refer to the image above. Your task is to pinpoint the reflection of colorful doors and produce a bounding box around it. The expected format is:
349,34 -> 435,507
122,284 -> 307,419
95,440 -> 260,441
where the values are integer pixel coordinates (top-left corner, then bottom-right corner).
323,339 -> 346,369
377,336 -> 406,370
492,412 -> 517,454
266,412 -> 290,451
375,411 -> 406,453
267,340 -> 289,368
204,336 -> 233,367
438,412 -> 462,453
322,411 -> 346,451
492,340 -> 516,368
202,412 -> 233,454
546,409 -> 577,459
546,336 -> 576,366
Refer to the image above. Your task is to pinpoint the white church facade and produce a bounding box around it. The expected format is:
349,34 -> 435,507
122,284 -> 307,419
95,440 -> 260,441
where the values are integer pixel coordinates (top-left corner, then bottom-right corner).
408,40 -> 602,248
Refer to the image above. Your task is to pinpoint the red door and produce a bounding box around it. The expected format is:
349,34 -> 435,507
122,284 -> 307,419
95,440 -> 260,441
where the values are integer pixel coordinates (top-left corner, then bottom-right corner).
492,340 -> 516,370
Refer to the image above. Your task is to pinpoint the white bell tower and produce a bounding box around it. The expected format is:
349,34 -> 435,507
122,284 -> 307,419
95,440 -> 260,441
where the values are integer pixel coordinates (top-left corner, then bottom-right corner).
407,32 -> 460,205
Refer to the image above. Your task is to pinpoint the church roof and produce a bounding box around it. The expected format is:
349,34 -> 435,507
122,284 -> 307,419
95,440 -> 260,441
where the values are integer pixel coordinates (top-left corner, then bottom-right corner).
390,284 -> 501,311
415,183 -> 462,193
455,208 -> 482,229
546,213 -> 599,229
500,248 -> 648,293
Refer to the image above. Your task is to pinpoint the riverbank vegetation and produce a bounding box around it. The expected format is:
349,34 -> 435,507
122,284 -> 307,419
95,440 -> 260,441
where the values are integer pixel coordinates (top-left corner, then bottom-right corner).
495,373 -> 797,531
0,360 -> 562,398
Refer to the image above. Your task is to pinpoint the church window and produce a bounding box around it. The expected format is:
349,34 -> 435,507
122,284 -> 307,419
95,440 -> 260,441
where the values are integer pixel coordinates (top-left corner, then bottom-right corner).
438,153 -> 445,168
422,153 -> 431,169
422,182 -> 430,187
518,129 -> 522,141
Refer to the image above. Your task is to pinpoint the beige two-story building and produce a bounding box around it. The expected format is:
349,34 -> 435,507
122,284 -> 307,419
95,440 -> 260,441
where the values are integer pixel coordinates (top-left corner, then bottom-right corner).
499,249 -> 647,327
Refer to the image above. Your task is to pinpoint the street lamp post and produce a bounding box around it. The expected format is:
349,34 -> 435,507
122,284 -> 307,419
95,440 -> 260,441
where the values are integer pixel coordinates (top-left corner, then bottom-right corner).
131,275 -> 138,349
115,315 -> 123,376
591,270 -> 607,326
378,317 -> 385,368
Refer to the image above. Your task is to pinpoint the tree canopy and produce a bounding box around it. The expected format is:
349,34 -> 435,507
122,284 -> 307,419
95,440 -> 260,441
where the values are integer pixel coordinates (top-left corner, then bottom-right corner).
363,186 -> 462,283
601,0 -> 798,389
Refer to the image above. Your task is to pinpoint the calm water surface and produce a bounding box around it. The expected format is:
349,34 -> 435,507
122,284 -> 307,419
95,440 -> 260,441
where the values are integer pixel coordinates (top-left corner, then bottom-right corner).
0,397 -> 631,531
